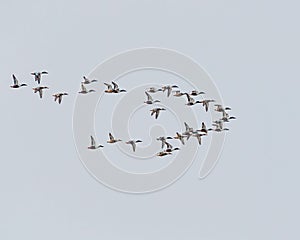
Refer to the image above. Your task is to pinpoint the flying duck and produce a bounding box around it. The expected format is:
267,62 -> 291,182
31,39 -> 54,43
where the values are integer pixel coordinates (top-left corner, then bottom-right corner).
53,93 -> 68,104
125,140 -> 143,152
78,83 -> 95,94
168,132 -> 185,145
184,93 -> 202,106
10,74 -> 27,88
214,104 -> 231,113
150,108 -> 166,119
161,85 -> 179,97
32,86 -> 49,98
111,81 -> 126,93
182,122 -> 194,140
199,99 -> 215,112
190,90 -> 205,96
107,133 -> 122,144
156,136 -> 172,149
146,87 -> 162,93
82,76 -> 97,84
144,92 -> 160,104
88,136 -> 104,149
31,71 -> 48,84
173,90 -> 186,97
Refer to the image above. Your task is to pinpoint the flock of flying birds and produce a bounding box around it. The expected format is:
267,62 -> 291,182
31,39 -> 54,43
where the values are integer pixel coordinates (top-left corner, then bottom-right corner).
10,71 -> 236,157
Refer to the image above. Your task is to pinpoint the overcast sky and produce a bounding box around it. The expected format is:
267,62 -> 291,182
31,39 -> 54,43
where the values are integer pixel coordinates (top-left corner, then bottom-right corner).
0,0 -> 299,239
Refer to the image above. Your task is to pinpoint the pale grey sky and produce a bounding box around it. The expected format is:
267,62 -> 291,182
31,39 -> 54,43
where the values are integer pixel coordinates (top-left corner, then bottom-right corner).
0,0 -> 299,239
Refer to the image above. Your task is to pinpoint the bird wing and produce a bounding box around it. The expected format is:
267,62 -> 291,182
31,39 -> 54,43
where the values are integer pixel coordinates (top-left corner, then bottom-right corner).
202,122 -> 206,130
184,122 -> 190,132
58,96 -> 62,104
91,136 -> 95,146
165,142 -> 173,149
145,92 -> 153,101
167,87 -> 171,97
205,102 -> 208,112
150,109 -> 155,116
12,74 -> 18,85
112,81 -> 119,90
39,89 -> 43,98
104,83 -> 112,90
132,142 -> 136,152
196,135 -> 201,145
155,110 -> 159,119
109,133 -> 114,141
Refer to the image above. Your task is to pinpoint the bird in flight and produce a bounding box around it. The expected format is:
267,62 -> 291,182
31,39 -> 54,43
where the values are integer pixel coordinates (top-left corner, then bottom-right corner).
161,85 -> 179,97
82,76 -> 97,84
150,107 -> 166,119
10,74 -> 27,88
31,71 -> 48,84
78,83 -> 95,94
125,140 -> 143,152
144,92 -> 160,104
107,133 -> 122,144
88,136 -> 104,149
32,86 -> 49,99
53,93 -> 68,104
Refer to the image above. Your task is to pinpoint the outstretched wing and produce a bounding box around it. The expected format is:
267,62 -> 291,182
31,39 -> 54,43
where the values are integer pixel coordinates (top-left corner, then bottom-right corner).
104,83 -> 112,90
109,133 -> 114,141
196,135 -> 202,145
12,74 -> 18,85
39,89 -> 43,98
184,122 -> 190,132
167,87 -> 171,97
132,142 -> 136,152
91,136 -> 95,146
202,122 -> 206,130
155,110 -> 159,119
112,81 -> 119,90
165,142 -> 173,149
145,92 -> 153,101
58,96 -> 62,104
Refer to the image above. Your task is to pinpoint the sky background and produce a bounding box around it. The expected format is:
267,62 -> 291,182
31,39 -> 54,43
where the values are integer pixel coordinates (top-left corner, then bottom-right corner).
0,0 -> 299,239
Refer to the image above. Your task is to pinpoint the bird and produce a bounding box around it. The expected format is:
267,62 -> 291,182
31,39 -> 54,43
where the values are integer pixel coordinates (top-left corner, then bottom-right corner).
168,132 -> 185,145
182,122 -> 194,140
53,93 -> 68,104
150,108 -> 166,119
146,87 -> 162,93
88,136 -> 104,149
31,71 -> 48,84
192,132 -> 203,145
220,111 -> 236,122
82,76 -> 97,84
78,83 -> 95,94
111,81 -> 126,93
199,99 -> 215,112
214,104 -> 231,113
144,92 -> 160,104
208,126 -> 229,132
125,140 -> 143,152
197,122 -> 208,135
173,90 -> 186,97
190,90 -> 205,96
32,86 -> 49,98
10,74 -> 27,88
156,151 -> 172,157
213,120 -> 224,130
156,136 -> 172,149
184,93 -> 202,106
107,133 -> 122,144
164,142 -> 180,153
161,85 -> 179,97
